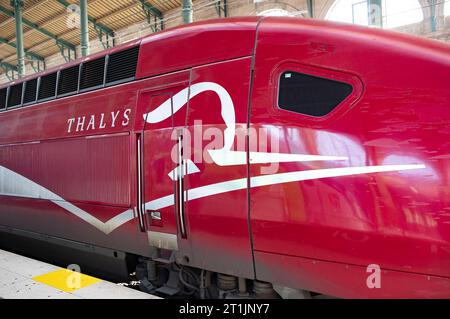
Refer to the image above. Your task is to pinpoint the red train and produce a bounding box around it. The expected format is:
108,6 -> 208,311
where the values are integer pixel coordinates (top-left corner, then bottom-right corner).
0,17 -> 449,299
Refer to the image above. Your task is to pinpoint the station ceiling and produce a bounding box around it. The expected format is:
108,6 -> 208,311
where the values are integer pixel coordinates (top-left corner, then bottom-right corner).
0,0 -> 182,76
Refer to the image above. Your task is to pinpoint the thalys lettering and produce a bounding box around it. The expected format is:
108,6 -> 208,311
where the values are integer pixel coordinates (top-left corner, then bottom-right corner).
66,108 -> 131,133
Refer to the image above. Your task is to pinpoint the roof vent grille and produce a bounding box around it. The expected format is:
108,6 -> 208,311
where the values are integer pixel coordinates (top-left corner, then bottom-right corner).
38,72 -> 58,100
58,65 -> 79,96
80,57 -> 105,90
106,46 -> 139,85
7,83 -> 23,107
23,78 -> 38,104
0,88 -> 7,109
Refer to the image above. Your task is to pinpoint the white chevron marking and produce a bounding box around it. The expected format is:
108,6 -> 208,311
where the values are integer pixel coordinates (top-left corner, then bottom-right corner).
0,164 -> 426,234
0,165 -> 134,234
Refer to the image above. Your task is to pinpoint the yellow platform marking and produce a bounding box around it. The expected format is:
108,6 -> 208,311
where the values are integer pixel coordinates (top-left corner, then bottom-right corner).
33,269 -> 102,292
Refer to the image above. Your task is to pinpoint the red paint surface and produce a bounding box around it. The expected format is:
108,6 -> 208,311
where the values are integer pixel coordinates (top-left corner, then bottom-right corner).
0,17 -> 449,298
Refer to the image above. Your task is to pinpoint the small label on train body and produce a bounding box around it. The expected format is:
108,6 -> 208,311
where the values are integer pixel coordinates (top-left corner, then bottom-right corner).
66,108 -> 132,133
178,303 -> 270,317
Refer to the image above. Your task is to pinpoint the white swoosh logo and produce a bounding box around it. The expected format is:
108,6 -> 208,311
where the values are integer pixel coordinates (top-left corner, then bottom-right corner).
209,150 -> 348,166
144,82 -> 236,153
144,82 -> 347,166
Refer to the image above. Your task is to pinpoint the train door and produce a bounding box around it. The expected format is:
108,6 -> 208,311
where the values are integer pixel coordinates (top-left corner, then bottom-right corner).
183,57 -> 255,278
136,71 -> 190,254
137,58 -> 255,280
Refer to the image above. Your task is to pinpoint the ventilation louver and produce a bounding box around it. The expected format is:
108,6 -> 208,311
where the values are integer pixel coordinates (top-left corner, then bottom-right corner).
106,46 -> 139,85
23,78 -> 38,104
79,57 -> 105,90
0,88 -> 7,109
7,83 -> 23,107
58,65 -> 79,96
38,73 -> 57,100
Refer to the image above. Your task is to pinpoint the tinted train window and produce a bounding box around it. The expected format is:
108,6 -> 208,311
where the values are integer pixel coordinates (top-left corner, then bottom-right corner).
38,72 -> 57,100
0,88 -> 7,109
7,83 -> 23,107
23,78 -> 38,104
58,65 -> 79,96
80,57 -> 105,90
278,71 -> 353,117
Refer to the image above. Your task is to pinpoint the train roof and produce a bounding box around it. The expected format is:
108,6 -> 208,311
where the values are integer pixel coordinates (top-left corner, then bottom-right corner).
0,17 -> 259,90
1,16 -> 449,90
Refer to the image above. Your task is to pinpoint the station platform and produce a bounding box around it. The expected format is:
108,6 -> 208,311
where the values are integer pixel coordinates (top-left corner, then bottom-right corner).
0,249 -> 159,299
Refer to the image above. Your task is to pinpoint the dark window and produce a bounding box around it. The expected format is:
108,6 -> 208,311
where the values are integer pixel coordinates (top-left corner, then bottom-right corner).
0,88 -> 7,109
79,57 -> 105,90
278,71 -> 353,117
38,72 -> 57,100
106,46 -> 139,85
23,78 -> 38,104
58,65 -> 79,96
7,83 -> 23,107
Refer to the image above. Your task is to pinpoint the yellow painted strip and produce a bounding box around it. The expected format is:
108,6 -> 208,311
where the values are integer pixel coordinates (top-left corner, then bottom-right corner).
33,269 -> 102,292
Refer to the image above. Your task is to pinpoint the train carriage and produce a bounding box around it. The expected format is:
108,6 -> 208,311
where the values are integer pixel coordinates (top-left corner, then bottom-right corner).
0,16 -> 449,298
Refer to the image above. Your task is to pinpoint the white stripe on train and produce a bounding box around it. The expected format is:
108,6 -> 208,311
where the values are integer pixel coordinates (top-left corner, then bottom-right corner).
0,163 -> 425,234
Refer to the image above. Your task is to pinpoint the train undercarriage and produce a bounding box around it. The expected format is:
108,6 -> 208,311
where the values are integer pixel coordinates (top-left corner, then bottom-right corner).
134,255 -> 312,299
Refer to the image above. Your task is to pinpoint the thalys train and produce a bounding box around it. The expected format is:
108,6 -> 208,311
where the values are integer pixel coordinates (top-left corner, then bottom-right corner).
0,17 -> 449,299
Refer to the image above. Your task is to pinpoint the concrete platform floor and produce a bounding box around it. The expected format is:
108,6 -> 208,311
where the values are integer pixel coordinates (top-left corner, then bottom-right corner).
0,249 -> 159,299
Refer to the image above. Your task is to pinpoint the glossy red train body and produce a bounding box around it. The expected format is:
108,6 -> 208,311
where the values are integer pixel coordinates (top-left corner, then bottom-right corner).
0,17 -> 449,298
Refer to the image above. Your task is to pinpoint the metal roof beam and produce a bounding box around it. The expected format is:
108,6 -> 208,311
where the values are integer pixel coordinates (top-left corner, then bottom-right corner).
0,60 -> 18,80
0,4 -> 76,52
0,61 -> 17,71
430,0 -> 437,32
11,0 -> 25,77
0,0 -> 51,30
182,0 -> 193,24
368,0 -> 383,28
0,36 -> 45,62
215,0 -> 228,18
139,0 -> 163,18
79,0 -> 90,56
54,0 -> 115,37
307,0 -> 314,18
139,0 -> 163,32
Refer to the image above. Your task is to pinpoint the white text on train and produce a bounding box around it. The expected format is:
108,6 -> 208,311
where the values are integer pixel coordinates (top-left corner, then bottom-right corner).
67,109 -> 131,133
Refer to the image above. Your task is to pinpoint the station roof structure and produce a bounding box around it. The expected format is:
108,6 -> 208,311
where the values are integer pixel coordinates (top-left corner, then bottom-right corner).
0,0 -> 183,79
